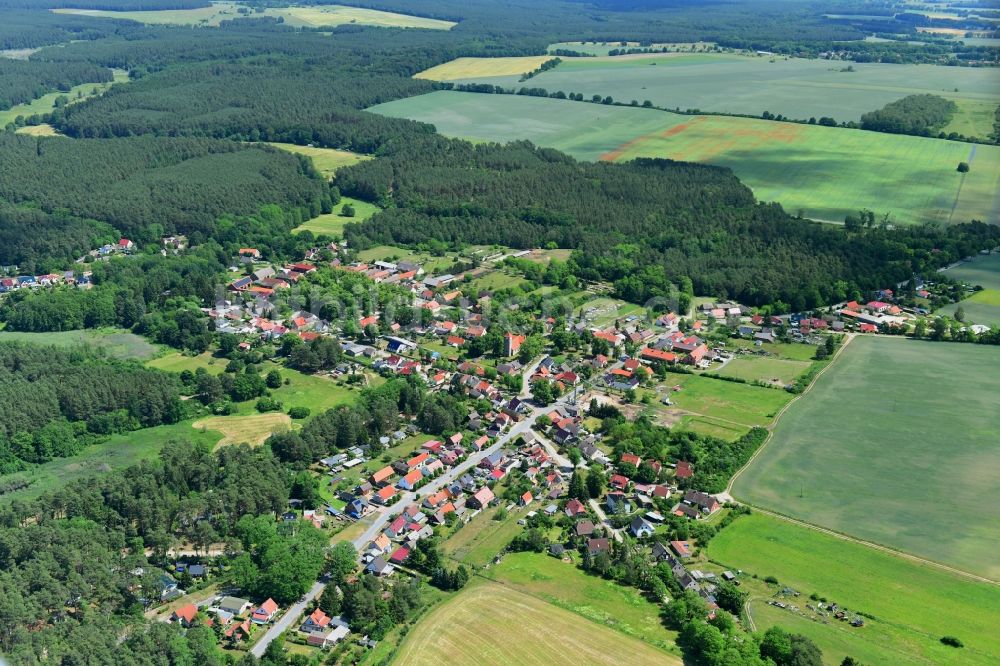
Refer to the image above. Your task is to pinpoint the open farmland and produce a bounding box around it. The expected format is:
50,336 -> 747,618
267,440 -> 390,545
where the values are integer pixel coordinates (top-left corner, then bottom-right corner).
939,254 -> 1000,325
53,3 -> 455,29
370,91 -> 1000,225
441,52 -> 1000,135
488,552 -> 681,657
709,513 -> 1000,665
415,56 -> 554,81
732,336 -> 1000,579
392,580 -> 680,666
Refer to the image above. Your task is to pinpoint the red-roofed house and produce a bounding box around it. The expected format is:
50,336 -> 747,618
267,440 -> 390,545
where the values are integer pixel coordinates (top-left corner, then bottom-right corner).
610,474 -> 630,491
374,485 -> 397,505
621,453 -> 641,467
641,348 -> 678,364
469,486 -> 495,509
398,469 -> 423,490
565,498 -> 587,517
675,461 -> 693,479
859,323 -> 877,333
251,599 -> 279,624
504,332 -> 526,357
519,491 -> 533,506
302,608 -> 330,632
171,604 -> 198,627
371,466 -> 395,486
389,546 -> 411,564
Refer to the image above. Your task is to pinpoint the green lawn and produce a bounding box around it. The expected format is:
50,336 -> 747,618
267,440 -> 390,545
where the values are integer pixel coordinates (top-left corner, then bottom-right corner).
487,552 -> 681,657
709,513 -> 1000,665
0,420 -> 221,503
293,197 -> 379,236
0,328 -> 158,360
732,336 -> 1000,579
0,69 -> 128,126
369,91 -> 1000,226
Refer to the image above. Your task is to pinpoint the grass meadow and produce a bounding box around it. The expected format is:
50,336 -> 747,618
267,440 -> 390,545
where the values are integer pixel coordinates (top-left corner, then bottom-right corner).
0,328 -> 158,359
938,254 -> 1000,325
0,420 -> 221,503
265,143 -> 369,179
716,356 -> 813,385
0,69 -> 128,126
940,252 -> 1000,291
293,197 -> 379,236
444,52 -> 1000,134
709,513 -> 1000,664
650,372 -> 792,434
392,579 -> 680,665
732,336 -> 1000,579
191,413 -> 291,449
53,3 -> 455,29
369,91 -> 1000,225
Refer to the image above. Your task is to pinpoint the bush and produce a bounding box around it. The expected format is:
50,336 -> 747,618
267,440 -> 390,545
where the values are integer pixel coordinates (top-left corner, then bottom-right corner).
256,397 -> 283,412
956,162 -> 969,173
764,575 -> 779,585
940,636 -> 964,648
288,406 -> 311,419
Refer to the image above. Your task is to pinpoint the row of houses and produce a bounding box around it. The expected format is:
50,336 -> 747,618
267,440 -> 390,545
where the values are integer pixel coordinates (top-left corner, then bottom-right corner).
0,270 -> 92,293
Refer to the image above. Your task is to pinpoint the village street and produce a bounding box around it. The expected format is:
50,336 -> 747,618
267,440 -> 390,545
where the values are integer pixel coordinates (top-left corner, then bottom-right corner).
253,360 -> 568,656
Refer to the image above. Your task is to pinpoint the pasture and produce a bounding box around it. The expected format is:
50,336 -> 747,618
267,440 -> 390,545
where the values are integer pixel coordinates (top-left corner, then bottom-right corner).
147,351 -> 225,375
938,254 -> 1000,325
0,69 -> 128,126
709,514 -> 1000,664
265,143 -> 369,179
488,552 -> 681,656
451,52 -> 1000,132
293,197 -> 379,236
191,413 -> 291,449
732,336 -> 1000,579
368,91 -> 1000,225
392,580 -> 680,666
0,328 -> 157,359
415,56 -> 554,81
15,124 -> 61,136
53,3 -> 455,29
650,372 -> 791,432
442,503 -> 527,568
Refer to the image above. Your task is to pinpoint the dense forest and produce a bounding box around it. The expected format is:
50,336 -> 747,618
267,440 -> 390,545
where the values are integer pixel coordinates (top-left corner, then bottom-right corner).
0,59 -> 111,110
860,94 -> 959,136
339,139 -> 1000,308
0,134 -> 333,239
0,202 -> 116,270
0,343 -> 183,470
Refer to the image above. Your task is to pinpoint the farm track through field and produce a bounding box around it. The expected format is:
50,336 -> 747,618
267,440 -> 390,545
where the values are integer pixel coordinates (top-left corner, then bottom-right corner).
726,333 -> 1000,587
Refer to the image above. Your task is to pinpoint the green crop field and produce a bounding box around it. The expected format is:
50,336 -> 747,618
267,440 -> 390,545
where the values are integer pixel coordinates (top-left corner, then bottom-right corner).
733,336 -> 1000,579
370,91 -> 1000,225
393,579 -> 680,665
445,52 -> 1000,133
0,69 -> 128,126
487,552 -> 681,657
940,252 -> 1000,291
0,328 -> 158,359
709,514 -> 1000,664
54,3 -> 455,29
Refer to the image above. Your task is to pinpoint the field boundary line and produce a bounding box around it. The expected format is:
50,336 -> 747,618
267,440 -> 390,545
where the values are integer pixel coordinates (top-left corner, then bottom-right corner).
741,504 -> 1000,586
725,333 -> 854,495
724,334 -> 1000,586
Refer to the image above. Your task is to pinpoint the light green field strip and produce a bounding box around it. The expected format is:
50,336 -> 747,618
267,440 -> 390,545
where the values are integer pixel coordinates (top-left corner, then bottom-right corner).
710,513 -> 1000,665
0,69 -> 128,126
368,91 -> 1000,225
53,3 -> 455,29
732,336 -> 1000,580
264,142 -> 369,179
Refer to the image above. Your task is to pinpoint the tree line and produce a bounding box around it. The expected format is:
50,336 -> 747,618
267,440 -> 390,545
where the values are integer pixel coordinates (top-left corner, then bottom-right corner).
860,94 -> 959,137
0,58 -> 111,110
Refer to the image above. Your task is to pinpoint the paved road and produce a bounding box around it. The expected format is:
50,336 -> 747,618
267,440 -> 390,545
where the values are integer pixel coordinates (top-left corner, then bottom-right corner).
253,363 -> 561,656
250,580 -> 324,658
587,498 -> 623,542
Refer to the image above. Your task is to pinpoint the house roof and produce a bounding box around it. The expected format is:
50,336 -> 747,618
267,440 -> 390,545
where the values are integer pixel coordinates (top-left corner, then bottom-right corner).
173,604 -> 198,623
307,608 -> 330,628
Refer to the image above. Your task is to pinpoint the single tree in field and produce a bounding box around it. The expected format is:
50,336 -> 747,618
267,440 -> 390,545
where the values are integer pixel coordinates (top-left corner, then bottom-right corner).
341,203 -> 356,217
957,162 -> 970,173
954,306 -> 965,322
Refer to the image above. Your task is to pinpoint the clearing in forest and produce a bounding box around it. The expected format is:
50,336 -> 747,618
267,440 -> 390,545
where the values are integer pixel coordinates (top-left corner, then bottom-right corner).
415,56 -> 555,81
